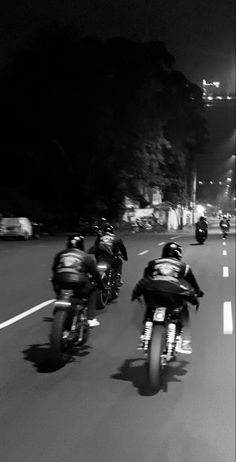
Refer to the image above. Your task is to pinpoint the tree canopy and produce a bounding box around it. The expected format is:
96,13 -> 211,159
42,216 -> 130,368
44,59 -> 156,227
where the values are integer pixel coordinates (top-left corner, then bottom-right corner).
0,27 -> 208,220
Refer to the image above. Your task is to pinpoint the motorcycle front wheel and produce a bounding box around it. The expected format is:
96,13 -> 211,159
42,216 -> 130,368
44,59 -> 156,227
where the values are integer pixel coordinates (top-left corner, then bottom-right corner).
148,324 -> 165,392
50,310 -> 73,366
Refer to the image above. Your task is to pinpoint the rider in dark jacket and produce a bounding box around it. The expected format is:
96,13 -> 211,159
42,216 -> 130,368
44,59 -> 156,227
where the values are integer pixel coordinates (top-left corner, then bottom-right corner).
131,241 -> 204,354
219,215 -> 230,231
195,216 -> 208,238
89,224 -> 128,286
52,235 -> 104,327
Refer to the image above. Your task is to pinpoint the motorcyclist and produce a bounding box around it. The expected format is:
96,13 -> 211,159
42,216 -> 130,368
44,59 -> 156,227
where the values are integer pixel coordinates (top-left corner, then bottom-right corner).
51,235 -> 104,327
219,215 -> 230,233
195,216 -> 208,238
89,224 -> 128,287
131,241 -> 204,354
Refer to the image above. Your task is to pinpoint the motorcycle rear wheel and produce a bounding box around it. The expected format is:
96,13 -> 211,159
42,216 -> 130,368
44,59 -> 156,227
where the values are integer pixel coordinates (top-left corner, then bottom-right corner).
97,274 -> 110,309
50,310 -> 73,366
197,238 -> 204,244
148,325 -> 165,392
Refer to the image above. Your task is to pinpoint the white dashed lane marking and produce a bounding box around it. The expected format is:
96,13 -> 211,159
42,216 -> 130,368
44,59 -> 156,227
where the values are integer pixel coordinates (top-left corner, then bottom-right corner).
138,250 -> 149,255
223,302 -> 233,335
0,300 -> 55,329
223,241 -> 226,246
223,266 -> 229,277
222,250 -> 227,256
158,242 -> 165,246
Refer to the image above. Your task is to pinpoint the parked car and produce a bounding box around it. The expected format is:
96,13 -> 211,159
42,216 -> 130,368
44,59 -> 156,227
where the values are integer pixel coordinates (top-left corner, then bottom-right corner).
0,217 -> 33,240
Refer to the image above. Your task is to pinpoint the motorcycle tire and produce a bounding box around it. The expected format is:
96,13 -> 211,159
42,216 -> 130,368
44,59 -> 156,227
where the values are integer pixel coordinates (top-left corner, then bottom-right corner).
148,325 -> 165,392
97,274 -> 110,309
50,310 -> 73,366
197,238 -> 204,245
106,272 -> 114,304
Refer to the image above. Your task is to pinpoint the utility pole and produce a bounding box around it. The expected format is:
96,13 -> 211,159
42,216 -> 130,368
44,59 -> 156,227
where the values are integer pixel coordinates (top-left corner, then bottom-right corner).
192,163 -> 197,225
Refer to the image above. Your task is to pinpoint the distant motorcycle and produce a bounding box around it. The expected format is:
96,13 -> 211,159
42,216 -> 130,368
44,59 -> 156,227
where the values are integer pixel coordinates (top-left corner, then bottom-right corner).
139,294 -> 201,392
50,289 -> 90,366
221,223 -> 229,238
196,228 -> 207,244
97,261 -> 120,305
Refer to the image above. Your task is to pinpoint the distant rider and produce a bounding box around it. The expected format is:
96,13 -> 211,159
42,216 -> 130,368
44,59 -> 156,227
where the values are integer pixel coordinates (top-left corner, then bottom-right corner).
131,242 -> 204,354
195,216 -> 208,238
219,215 -> 230,232
89,224 -> 128,287
52,235 -> 104,327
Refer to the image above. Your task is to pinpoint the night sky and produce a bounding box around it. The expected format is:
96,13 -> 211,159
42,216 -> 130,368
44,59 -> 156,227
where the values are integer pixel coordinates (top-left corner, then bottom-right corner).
0,0 -> 234,90
0,0 -> 235,188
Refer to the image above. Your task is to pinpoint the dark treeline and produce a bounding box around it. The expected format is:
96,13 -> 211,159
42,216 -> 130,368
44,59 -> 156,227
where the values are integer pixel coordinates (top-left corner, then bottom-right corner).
0,26 -> 208,223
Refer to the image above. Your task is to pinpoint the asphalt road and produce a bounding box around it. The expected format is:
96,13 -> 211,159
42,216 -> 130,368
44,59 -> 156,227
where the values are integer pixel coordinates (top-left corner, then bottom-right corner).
0,226 -> 235,462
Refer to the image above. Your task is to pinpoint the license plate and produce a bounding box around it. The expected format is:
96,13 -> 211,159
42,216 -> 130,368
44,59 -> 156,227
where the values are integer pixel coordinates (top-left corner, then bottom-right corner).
153,307 -> 166,322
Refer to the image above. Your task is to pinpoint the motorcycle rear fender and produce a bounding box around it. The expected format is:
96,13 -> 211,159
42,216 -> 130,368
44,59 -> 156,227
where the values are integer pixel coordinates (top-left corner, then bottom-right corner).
53,300 -> 72,314
97,263 -> 109,271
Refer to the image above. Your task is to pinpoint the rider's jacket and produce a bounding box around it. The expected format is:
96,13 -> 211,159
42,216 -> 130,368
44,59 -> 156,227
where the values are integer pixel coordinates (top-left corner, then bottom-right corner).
195,220 -> 208,231
93,232 -> 128,261
132,257 -> 201,302
52,248 -> 103,288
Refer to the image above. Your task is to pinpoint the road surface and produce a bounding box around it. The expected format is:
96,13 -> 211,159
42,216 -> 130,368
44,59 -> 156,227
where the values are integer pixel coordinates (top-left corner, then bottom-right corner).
0,226 -> 235,462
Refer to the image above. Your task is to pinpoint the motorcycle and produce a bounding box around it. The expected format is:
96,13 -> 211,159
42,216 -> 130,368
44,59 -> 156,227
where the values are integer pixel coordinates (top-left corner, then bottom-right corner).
196,228 -> 207,244
50,289 -> 90,366
140,300 -> 198,392
97,261 -> 120,305
221,223 -> 229,238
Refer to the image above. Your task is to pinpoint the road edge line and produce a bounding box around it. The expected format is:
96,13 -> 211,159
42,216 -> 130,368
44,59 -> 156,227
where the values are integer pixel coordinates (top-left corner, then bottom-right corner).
0,299 -> 55,329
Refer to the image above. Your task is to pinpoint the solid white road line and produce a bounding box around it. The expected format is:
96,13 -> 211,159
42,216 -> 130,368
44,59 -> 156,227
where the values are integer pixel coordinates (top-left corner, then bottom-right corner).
223,266 -> 229,277
222,250 -> 227,256
0,299 -> 55,329
158,242 -> 165,246
223,302 -> 233,335
138,250 -> 149,255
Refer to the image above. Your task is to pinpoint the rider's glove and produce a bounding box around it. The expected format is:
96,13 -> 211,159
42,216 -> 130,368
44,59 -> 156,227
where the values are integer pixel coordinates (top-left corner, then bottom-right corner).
195,301 -> 200,311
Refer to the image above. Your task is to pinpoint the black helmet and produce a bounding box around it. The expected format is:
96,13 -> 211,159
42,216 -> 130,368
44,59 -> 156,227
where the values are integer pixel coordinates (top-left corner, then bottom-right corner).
162,242 -> 183,260
200,216 -> 206,221
102,223 -> 114,234
67,235 -> 84,250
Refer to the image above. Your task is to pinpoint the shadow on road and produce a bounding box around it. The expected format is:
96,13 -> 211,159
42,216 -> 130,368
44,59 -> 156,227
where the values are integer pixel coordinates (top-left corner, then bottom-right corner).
189,242 -> 202,246
42,316 -> 53,322
111,358 -> 189,396
161,359 -> 189,392
22,343 -> 92,373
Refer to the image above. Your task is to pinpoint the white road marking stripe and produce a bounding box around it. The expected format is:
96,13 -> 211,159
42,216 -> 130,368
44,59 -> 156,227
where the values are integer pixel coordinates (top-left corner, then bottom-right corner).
223,302 -> 233,334
0,299 -> 55,329
223,266 -> 229,277
138,250 -> 149,255
223,250 -> 227,256
158,242 -> 165,246
223,241 -> 226,246
170,235 -> 181,240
